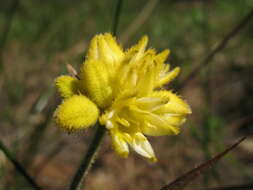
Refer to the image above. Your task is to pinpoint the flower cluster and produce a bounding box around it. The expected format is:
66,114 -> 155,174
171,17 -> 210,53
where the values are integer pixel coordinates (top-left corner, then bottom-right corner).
54,33 -> 191,161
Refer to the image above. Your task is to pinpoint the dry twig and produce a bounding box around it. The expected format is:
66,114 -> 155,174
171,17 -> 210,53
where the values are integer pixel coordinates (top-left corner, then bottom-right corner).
178,8 -> 253,90
160,137 -> 246,190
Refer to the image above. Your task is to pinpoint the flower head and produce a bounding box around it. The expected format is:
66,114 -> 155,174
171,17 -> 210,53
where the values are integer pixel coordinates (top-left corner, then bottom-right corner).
54,33 -> 191,161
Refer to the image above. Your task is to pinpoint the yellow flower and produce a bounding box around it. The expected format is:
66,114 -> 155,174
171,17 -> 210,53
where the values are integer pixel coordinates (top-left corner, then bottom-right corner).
54,33 -> 191,161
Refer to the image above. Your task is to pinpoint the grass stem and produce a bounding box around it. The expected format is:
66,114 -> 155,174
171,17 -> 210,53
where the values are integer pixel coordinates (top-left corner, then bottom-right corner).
0,140 -> 42,190
178,8 -> 253,90
69,124 -> 106,190
112,0 -> 123,36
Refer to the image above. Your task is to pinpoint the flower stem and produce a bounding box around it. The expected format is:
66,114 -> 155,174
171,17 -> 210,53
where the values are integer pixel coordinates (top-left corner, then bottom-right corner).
69,123 -> 106,190
69,1 -> 123,189
0,140 -> 41,190
112,0 -> 123,36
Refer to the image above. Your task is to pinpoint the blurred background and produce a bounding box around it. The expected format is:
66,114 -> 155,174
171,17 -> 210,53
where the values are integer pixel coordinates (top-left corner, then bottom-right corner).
0,0 -> 253,189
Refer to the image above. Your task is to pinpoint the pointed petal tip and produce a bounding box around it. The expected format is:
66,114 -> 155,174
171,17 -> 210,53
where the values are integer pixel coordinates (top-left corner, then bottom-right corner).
162,49 -> 170,57
118,151 -> 129,158
141,35 -> 149,46
149,156 -> 158,162
142,35 -> 148,41
104,32 -> 113,36
187,105 -> 192,114
156,66 -> 181,87
55,75 -> 79,99
174,66 -> 180,72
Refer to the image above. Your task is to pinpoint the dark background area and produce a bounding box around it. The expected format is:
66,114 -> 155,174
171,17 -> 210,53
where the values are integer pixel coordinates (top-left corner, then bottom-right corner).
0,0 -> 253,189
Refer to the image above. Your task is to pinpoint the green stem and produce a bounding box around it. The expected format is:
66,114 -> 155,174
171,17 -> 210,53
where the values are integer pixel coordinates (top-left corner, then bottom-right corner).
112,0 -> 123,36
69,124 -> 106,190
0,140 -> 42,190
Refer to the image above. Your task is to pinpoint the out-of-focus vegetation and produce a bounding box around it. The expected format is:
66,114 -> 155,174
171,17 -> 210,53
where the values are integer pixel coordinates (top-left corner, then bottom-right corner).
0,0 -> 253,190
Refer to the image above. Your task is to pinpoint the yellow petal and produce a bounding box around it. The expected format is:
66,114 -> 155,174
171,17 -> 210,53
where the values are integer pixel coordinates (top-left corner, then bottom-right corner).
165,115 -> 186,126
87,33 -> 124,65
54,95 -> 99,131
155,49 -> 170,64
133,91 -> 190,136
102,33 -> 124,63
80,59 -> 113,109
135,97 -> 167,111
55,75 -> 79,98
110,130 -> 129,158
151,91 -> 191,115
141,113 -> 180,136
125,35 -> 148,62
87,34 -> 99,60
136,53 -> 156,96
163,91 -> 192,115
139,68 -> 155,96
126,133 -> 157,162
156,67 -> 180,88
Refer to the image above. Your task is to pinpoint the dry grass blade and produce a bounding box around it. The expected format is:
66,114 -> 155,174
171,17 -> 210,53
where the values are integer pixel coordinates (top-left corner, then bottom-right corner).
0,0 -> 20,72
120,0 -> 159,44
0,140 -> 42,190
22,94 -> 58,167
178,8 -> 253,90
66,64 -> 79,79
160,137 -> 246,190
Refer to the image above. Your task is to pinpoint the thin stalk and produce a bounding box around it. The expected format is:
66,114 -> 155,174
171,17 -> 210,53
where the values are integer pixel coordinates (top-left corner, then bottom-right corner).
69,1 -> 124,189
178,8 -> 253,90
160,137 -> 246,190
0,0 -> 20,72
112,0 -> 123,36
120,0 -> 159,44
0,140 -> 42,190
23,93 -> 57,167
69,124 -> 106,190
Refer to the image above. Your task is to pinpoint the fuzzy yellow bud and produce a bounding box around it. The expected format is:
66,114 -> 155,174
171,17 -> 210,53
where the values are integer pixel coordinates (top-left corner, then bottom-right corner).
54,95 -> 99,131
55,75 -> 79,99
